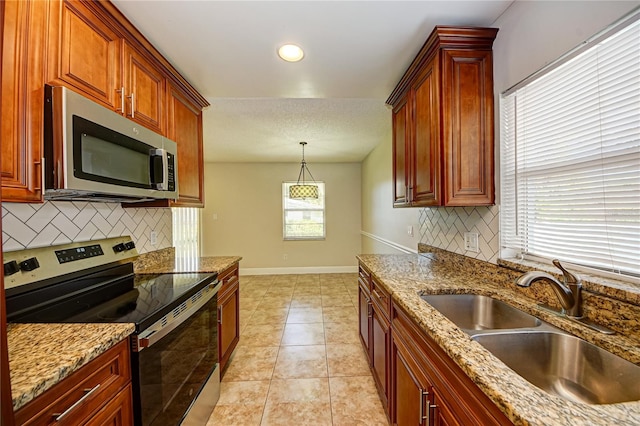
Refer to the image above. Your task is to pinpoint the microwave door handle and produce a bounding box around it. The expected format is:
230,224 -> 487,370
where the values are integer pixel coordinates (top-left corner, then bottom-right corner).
150,149 -> 168,190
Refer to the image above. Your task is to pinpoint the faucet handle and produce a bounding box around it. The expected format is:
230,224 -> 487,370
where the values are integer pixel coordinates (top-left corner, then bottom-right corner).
552,259 -> 581,285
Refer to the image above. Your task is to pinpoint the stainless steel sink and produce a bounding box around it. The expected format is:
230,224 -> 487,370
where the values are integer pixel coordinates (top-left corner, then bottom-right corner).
472,331 -> 640,404
421,294 -> 541,332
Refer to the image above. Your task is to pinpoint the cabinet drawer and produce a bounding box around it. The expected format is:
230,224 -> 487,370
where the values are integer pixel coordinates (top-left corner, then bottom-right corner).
218,263 -> 239,299
371,276 -> 390,319
15,339 -> 131,426
358,264 -> 371,291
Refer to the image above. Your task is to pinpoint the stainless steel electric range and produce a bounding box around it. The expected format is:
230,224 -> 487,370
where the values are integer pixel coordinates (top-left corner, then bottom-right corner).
3,236 -> 220,426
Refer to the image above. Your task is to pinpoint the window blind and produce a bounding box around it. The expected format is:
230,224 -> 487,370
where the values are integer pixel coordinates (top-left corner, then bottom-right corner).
501,15 -> 640,277
282,182 -> 326,240
172,207 -> 200,270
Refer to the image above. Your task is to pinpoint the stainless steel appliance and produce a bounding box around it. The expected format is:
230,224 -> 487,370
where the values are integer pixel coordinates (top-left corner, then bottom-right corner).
44,85 -> 178,202
4,237 -> 220,425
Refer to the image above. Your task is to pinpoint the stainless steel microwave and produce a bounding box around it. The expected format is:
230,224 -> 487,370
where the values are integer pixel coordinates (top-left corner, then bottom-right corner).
44,85 -> 178,202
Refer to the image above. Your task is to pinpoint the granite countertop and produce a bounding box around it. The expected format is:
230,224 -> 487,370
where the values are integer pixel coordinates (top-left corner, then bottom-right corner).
357,252 -> 640,426
133,248 -> 242,275
7,323 -> 135,411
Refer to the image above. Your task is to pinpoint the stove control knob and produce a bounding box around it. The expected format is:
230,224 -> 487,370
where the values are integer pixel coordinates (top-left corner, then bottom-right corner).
113,243 -> 126,253
19,257 -> 40,272
4,260 -> 20,276
124,241 -> 136,250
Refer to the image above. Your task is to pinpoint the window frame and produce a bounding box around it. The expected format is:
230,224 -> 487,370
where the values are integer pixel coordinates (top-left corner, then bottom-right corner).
282,181 -> 326,241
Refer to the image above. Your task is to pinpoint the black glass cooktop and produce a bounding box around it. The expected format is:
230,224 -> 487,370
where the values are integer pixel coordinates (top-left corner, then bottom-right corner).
7,265 -> 217,332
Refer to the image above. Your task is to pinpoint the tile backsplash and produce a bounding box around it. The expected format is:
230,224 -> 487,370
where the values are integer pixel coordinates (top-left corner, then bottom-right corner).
2,201 -> 172,254
418,205 -> 499,263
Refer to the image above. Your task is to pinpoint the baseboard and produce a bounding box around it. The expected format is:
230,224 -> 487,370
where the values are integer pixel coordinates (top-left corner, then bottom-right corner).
240,266 -> 358,276
360,231 -> 417,254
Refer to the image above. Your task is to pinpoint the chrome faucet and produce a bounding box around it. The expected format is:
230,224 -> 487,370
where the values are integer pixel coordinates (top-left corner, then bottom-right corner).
515,259 -> 583,318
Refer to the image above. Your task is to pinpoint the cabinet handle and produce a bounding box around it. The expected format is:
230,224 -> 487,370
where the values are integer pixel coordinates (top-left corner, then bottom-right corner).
218,305 -> 223,325
372,289 -> 385,302
52,383 -> 100,421
418,389 -> 430,425
116,87 -> 125,114
367,301 -> 372,318
33,157 -> 44,191
127,92 -> 135,119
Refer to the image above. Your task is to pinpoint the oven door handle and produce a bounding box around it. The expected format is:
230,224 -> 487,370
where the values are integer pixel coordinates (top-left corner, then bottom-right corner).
136,280 -> 221,351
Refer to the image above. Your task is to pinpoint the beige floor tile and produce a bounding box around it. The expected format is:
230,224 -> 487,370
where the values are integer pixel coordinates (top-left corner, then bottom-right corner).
240,323 -> 285,346
321,294 -> 354,307
223,346 -> 279,382
217,380 -> 271,405
261,402 -> 332,426
265,287 -> 295,297
329,376 -> 388,425
281,323 -> 325,346
256,296 -> 292,309
326,344 -> 371,377
287,307 -> 323,323
207,403 -> 265,425
292,287 -> 322,296
273,345 -> 328,379
266,378 -> 330,403
322,306 -> 358,323
324,321 -> 360,344
249,308 -> 290,325
240,297 -> 263,311
242,288 -> 269,298
290,296 -> 323,308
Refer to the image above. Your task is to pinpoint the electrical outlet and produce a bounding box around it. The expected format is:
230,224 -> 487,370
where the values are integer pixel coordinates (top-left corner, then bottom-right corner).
283,254 -> 288,261
150,231 -> 158,246
464,232 -> 479,253
407,225 -> 414,237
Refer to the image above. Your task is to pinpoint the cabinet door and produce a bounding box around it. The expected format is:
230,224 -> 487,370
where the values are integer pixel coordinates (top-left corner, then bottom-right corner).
371,304 -> 389,411
392,99 -> 410,207
218,282 -> 239,374
47,0 -> 122,111
391,335 -> 429,426
1,0 -> 47,202
167,84 -> 204,206
411,55 -> 441,206
358,284 -> 371,353
441,49 -> 494,206
123,42 -> 165,134
431,387 -> 461,426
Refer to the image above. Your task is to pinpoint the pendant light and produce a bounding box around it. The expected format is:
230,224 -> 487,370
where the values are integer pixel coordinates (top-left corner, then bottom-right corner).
289,142 -> 318,199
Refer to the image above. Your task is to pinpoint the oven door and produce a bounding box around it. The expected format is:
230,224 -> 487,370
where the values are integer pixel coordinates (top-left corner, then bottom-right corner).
131,282 -> 220,426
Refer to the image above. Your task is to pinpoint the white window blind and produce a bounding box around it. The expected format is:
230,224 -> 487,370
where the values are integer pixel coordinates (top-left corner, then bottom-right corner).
172,208 -> 200,270
283,182 -> 325,240
501,15 -> 640,277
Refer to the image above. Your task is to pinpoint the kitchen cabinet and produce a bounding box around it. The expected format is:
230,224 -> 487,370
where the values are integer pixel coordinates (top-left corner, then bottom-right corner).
388,26 -> 498,207
123,42 -> 165,134
47,0 -> 122,112
14,338 -> 133,425
357,264 -> 390,419
166,84 -> 205,207
390,302 -> 511,426
0,0 -> 47,202
218,262 -> 240,376
1,0 -> 208,205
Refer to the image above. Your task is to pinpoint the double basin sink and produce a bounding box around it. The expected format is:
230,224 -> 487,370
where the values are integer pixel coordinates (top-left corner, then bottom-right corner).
421,294 -> 640,405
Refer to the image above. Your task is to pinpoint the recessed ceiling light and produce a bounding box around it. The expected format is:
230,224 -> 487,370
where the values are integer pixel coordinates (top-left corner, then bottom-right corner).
278,44 -> 304,62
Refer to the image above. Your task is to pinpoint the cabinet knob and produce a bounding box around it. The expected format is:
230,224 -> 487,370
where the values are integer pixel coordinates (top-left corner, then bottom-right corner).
4,260 -> 20,276
19,257 -> 40,272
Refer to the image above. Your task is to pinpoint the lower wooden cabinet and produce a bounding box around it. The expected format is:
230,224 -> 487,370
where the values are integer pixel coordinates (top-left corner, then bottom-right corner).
218,262 -> 240,375
14,339 -> 132,426
391,302 -> 512,426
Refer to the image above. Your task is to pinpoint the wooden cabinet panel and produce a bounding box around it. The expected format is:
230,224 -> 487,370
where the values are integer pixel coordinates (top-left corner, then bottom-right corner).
442,49 -> 494,205
123,42 -> 165,134
392,334 -> 428,426
388,27 -> 497,208
392,99 -> 409,206
47,0 -> 122,111
1,0 -> 47,202
85,384 -> 133,426
14,339 -> 132,426
358,282 -> 371,353
167,84 -> 204,206
371,305 -> 389,411
218,263 -> 240,375
411,55 -> 440,206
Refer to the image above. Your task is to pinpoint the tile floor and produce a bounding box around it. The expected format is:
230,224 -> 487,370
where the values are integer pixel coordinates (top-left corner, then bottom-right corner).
207,273 -> 389,425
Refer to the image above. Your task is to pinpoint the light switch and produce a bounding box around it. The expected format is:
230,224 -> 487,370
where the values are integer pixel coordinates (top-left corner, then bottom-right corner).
464,232 -> 479,253
407,225 -> 414,237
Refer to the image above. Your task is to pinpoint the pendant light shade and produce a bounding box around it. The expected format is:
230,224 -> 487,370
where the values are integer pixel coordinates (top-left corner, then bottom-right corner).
290,142 -> 318,199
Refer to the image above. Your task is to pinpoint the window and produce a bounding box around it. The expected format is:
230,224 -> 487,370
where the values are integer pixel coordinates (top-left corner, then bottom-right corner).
283,182 -> 325,240
501,13 -> 640,277
172,208 -> 200,269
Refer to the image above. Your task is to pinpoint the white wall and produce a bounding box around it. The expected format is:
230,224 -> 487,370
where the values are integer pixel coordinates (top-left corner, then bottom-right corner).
202,162 -> 361,274
361,0 -> 640,261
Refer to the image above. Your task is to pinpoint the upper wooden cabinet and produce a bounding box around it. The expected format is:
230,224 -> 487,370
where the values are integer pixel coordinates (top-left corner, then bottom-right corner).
388,27 -> 498,207
1,0 -> 209,205
123,42 -> 165,134
167,84 -> 204,207
47,0 -> 122,111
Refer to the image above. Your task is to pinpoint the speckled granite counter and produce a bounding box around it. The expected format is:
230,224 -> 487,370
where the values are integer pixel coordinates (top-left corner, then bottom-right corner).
357,252 -> 640,426
134,247 -> 242,275
7,323 -> 134,411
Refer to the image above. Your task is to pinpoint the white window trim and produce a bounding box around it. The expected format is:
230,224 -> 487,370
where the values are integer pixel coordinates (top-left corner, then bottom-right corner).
282,181 -> 326,241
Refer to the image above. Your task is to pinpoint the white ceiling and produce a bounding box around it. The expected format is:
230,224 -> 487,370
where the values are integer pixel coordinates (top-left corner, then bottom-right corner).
112,0 -> 513,163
